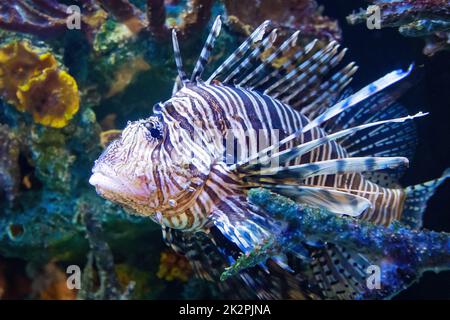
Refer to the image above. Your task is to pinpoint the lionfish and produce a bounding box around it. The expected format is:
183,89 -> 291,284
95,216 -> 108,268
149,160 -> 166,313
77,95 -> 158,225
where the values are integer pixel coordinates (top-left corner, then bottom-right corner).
89,17 -> 448,299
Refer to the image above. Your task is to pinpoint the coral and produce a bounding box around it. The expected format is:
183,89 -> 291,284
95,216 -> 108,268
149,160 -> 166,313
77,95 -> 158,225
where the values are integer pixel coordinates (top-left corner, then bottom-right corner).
347,0 -> 450,56
96,0 -> 149,34
17,67 -> 80,128
29,127 -> 75,193
223,189 -> 450,299
0,41 -> 80,128
157,249 -> 192,282
77,199 -> 135,300
91,18 -> 151,96
224,0 -> 342,42
0,124 -> 21,202
0,41 -> 57,105
0,0 -> 107,41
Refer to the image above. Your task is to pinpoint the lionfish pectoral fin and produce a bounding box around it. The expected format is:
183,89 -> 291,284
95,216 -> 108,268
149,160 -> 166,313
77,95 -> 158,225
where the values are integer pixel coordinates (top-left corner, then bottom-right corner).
161,226 -> 271,299
262,185 -> 372,217
244,157 -> 409,181
233,112 -> 426,172
302,64 -> 414,133
272,254 -> 295,273
210,195 -> 277,254
401,168 -> 450,230
323,87 -> 421,186
310,244 -> 385,300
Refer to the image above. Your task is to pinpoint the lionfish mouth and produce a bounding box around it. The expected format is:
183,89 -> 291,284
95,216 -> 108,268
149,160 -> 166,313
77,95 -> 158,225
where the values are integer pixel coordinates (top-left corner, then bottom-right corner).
89,172 -> 127,196
89,166 -> 153,204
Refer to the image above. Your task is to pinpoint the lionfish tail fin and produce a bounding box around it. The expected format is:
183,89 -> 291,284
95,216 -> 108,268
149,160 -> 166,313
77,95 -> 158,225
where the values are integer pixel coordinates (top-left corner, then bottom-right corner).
401,168 -> 450,229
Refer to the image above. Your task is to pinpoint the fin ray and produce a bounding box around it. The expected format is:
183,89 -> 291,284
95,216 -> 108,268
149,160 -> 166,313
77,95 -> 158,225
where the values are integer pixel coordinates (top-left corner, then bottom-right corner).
265,185 -> 372,217
191,16 -> 222,82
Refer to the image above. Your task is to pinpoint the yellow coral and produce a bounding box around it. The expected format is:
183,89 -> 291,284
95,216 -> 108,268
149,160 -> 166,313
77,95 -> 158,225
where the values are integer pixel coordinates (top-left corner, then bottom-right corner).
0,41 -> 80,128
16,68 -> 79,128
157,250 -> 192,282
0,41 -> 57,106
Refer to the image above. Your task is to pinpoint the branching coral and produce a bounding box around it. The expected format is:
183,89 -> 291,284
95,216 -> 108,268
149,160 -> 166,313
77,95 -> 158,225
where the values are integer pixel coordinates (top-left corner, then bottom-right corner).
0,41 -> 80,128
347,0 -> 450,56
222,189 -> 450,299
77,200 -> 135,300
0,0 -> 68,37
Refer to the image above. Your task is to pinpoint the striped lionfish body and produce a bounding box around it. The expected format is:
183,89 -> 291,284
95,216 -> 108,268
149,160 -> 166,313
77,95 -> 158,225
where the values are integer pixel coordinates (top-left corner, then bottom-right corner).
90,17 -> 448,299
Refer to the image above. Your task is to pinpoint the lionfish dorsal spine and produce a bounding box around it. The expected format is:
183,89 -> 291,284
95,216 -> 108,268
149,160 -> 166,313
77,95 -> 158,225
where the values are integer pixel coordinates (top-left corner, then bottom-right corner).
238,112 -> 428,172
238,30 -> 300,88
171,29 -> 188,83
222,28 -> 278,84
231,65 -> 415,171
206,20 -> 272,84
191,15 -> 222,82
264,40 -> 339,97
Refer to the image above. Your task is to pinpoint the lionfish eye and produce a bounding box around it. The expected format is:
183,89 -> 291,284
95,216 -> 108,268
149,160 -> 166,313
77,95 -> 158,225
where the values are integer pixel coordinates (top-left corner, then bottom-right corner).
143,118 -> 163,140
149,127 -> 162,139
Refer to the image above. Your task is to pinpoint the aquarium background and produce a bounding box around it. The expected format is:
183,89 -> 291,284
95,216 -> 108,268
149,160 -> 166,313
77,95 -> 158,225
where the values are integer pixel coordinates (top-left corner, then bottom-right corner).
0,0 -> 449,299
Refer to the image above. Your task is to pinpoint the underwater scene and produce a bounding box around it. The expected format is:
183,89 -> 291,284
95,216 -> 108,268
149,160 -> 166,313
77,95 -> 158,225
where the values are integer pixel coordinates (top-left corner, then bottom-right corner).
0,0 -> 449,301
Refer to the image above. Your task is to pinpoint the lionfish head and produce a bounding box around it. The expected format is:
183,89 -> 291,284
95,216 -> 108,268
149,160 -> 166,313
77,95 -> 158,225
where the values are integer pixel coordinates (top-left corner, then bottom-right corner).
89,111 -> 212,225
89,115 -> 184,218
